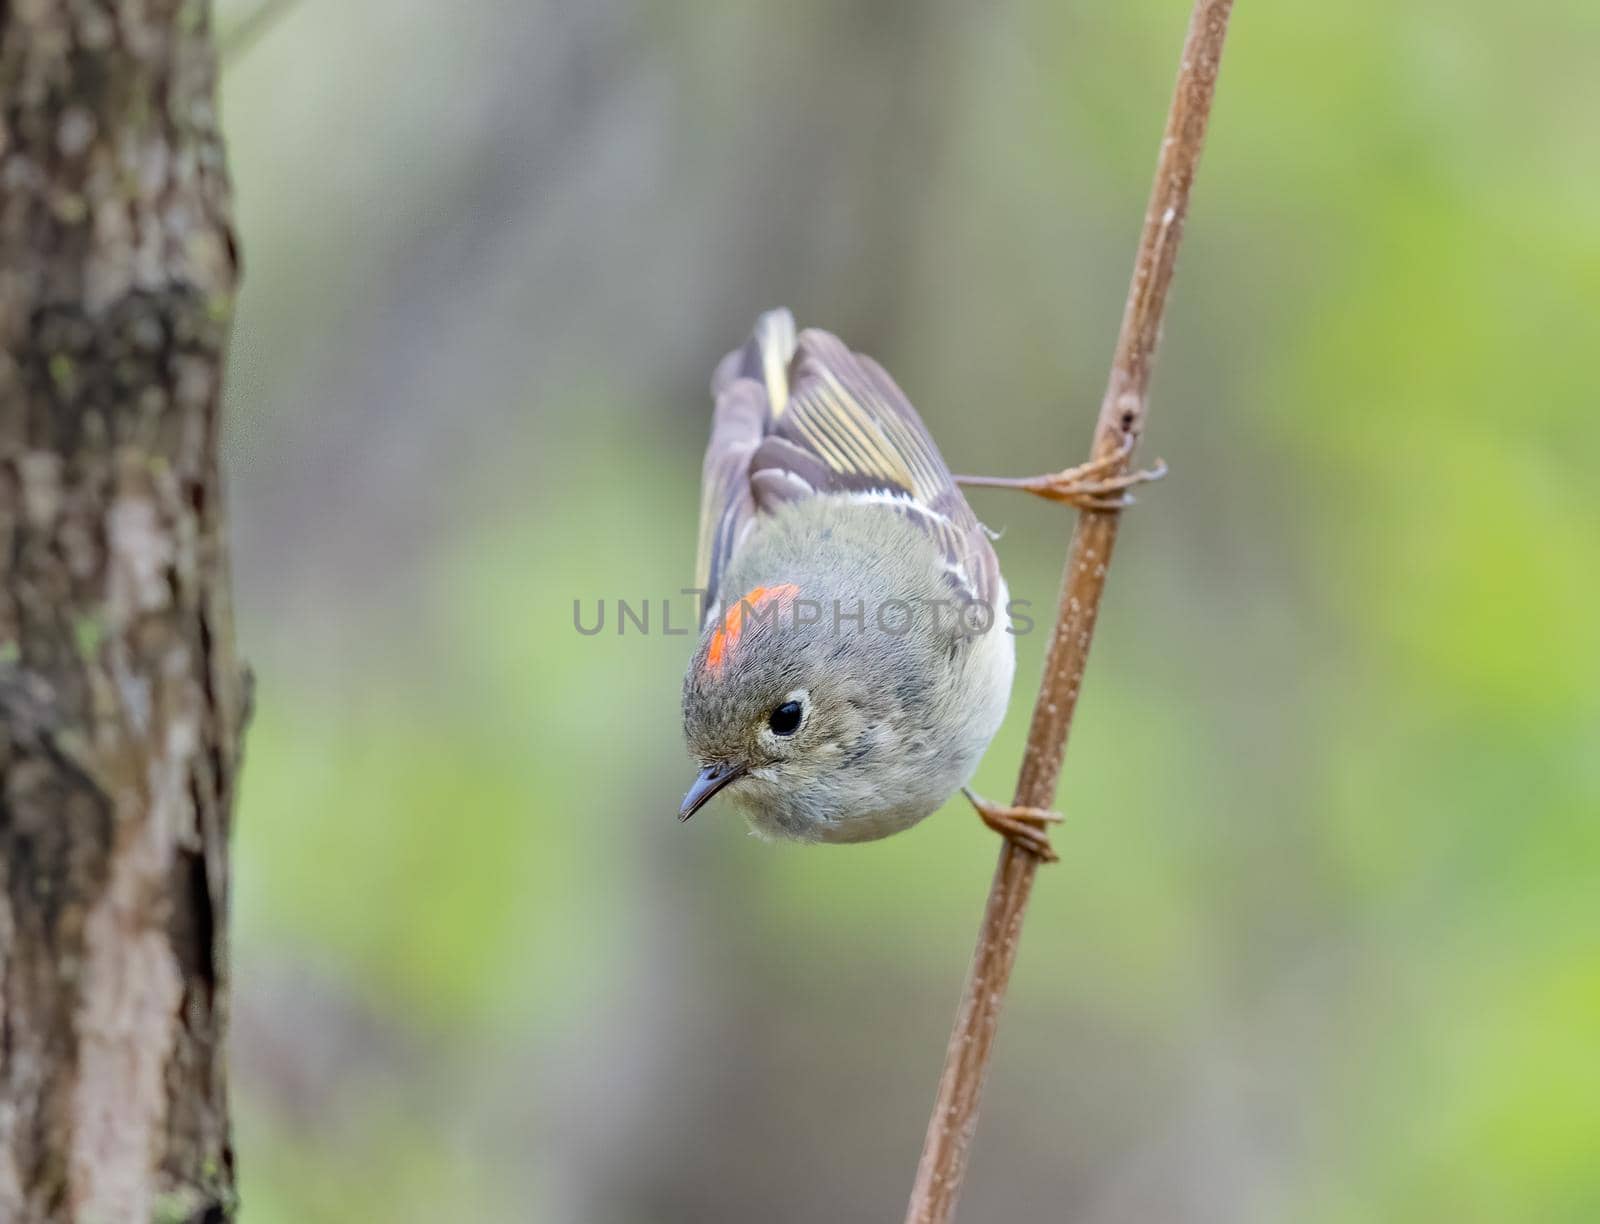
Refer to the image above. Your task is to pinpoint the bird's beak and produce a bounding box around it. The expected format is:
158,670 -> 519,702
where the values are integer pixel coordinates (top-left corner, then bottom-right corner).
679,761 -> 745,821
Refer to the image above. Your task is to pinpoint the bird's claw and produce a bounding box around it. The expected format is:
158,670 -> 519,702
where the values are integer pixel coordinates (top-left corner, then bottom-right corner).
956,437 -> 1168,511
962,787 -> 1062,863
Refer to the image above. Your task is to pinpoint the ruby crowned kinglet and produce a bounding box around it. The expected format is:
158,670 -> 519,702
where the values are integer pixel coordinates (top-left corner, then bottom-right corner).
679,310 -> 1017,846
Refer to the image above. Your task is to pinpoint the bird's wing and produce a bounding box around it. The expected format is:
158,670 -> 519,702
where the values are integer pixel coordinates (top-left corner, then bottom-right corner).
694,310 -> 795,624
694,312 -> 1000,625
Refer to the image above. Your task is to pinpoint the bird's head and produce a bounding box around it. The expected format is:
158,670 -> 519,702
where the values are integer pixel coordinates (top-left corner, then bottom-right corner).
679,582 -> 895,829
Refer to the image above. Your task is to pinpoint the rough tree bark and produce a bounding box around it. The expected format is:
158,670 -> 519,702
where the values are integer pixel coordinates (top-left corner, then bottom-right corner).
0,3 -> 243,1221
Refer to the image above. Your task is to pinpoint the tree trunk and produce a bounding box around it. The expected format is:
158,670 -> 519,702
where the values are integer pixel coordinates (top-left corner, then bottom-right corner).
0,3 -> 243,1220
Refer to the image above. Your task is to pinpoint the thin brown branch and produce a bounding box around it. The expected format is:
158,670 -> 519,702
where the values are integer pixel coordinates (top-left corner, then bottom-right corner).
905,3 -> 1235,1221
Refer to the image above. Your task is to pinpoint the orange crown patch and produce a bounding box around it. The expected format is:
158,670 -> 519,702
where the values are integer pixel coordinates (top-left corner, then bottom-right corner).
705,583 -> 801,673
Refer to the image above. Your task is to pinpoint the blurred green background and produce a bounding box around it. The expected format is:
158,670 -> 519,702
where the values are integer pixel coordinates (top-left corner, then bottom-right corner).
215,0 -> 1599,1220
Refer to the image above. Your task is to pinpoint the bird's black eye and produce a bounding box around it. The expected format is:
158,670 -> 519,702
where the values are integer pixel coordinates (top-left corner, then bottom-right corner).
768,700 -> 803,736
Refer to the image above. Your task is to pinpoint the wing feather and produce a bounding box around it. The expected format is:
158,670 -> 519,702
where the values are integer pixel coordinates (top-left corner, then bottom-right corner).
694,312 -> 1000,620
694,312 -> 795,625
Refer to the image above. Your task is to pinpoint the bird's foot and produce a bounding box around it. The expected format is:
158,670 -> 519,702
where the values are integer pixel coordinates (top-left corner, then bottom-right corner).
956,438 -> 1167,510
962,787 -> 1062,863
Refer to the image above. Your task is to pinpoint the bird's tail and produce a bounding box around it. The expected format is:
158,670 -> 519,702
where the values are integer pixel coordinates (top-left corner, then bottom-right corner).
751,307 -> 796,416
712,307 -> 797,417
